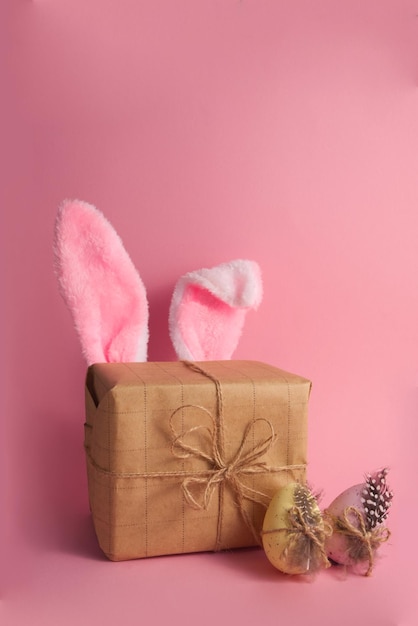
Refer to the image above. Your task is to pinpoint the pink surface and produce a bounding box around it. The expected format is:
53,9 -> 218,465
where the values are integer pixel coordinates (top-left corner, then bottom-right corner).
2,1 -> 417,624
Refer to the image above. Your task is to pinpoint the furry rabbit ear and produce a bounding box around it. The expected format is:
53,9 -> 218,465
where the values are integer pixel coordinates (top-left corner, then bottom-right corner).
54,199 -> 149,365
169,259 -> 262,361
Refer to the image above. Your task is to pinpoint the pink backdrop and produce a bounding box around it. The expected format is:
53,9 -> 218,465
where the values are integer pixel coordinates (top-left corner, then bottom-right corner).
2,1 -> 417,624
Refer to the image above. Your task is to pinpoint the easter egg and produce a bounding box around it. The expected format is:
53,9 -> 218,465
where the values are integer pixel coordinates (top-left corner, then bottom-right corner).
262,483 -> 329,575
324,468 -> 393,575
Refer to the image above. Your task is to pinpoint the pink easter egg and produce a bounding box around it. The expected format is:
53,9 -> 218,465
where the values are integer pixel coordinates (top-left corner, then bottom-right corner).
324,469 -> 393,575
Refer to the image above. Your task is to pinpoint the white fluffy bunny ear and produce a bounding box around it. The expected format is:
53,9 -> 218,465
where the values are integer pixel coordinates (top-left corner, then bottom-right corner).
169,259 -> 262,361
54,199 -> 149,365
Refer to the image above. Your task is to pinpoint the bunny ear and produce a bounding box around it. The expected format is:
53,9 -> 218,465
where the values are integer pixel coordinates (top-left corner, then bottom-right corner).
169,259 -> 262,361
54,199 -> 149,364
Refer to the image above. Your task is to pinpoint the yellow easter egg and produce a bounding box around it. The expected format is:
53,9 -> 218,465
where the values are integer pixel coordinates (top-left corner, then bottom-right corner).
262,483 -> 329,575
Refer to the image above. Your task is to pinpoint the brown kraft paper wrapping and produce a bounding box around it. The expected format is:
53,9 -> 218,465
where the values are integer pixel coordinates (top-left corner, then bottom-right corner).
84,360 -> 311,561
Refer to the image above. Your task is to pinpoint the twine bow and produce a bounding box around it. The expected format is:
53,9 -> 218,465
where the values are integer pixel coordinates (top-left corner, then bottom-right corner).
325,506 -> 391,576
170,404 -> 281,546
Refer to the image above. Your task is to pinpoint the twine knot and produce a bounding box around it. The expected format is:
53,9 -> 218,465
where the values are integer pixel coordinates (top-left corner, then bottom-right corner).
288,506 -> 332,569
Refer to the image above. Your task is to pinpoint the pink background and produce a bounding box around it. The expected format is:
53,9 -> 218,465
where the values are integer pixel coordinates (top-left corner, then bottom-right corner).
2,1 -> 418,624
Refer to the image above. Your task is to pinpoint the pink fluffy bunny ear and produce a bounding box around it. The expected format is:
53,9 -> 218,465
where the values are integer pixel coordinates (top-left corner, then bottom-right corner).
54,199 -> 149,364
169,259 -> 262,361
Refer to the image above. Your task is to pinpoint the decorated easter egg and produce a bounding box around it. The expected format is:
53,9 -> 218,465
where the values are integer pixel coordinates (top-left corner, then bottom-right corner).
262,483 -> 330,575
325,468 -> 393,576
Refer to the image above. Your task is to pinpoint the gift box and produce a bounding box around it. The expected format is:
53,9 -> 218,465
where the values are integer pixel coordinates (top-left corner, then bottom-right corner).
84,360 -> 311,561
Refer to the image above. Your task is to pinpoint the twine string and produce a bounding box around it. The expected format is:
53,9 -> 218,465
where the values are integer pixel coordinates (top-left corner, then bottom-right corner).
325,506 -> 390,576
179,360 -> 279,548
